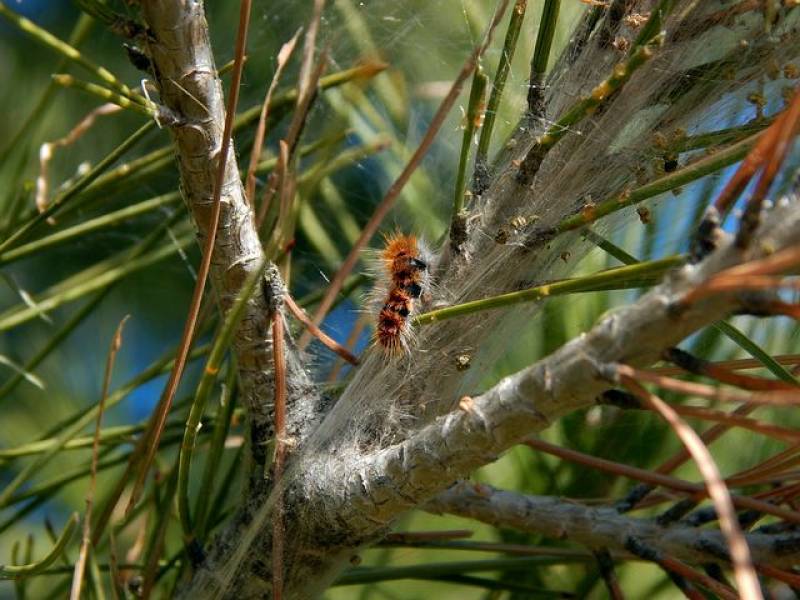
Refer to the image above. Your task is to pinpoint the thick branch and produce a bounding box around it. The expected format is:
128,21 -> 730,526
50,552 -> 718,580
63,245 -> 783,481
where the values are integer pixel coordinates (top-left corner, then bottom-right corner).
190,198 -> 800,598
429,482 -> 800,570
313,200 -> 800,535
165,1 -> 800,596
139,0 -> 318,483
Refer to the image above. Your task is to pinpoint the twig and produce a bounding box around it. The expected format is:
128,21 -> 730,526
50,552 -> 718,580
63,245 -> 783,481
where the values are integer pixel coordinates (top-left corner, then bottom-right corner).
619,373 -> 761,599
271,310 -> 288,600
473,0 -> 527,194
527,0 -> 560,118
70,316 -> 129,599
431,483 -> 800,582
283,293 -> 359,365
525,438 -> 800,524
308,203 -> 800,580
126,0 -> 253,514
0,514 -> 78,578
245,30 -> 301,204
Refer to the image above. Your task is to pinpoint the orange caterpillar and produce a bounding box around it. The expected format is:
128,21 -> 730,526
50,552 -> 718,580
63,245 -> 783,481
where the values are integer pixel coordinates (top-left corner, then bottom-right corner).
375,233 -> 430,356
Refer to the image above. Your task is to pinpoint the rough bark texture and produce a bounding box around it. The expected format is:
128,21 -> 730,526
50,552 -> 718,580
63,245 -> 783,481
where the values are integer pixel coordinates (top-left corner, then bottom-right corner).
430,482 -> 800,570
138,0 -> 800,598
185,203 -> 800,598
296,201 -> 800,546
140,0 -> 319,491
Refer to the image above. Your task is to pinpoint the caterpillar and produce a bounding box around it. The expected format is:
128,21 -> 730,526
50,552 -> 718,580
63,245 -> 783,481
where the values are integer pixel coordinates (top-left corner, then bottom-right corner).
374,232 -> 431,356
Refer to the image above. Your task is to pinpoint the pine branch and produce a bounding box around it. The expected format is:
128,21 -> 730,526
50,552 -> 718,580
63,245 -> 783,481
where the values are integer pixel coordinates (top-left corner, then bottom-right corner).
135,1 -> 800,596
312,201 -> 800,535
138,0 -> 320,484
430,482 -> 800,573
186,197 -> 800,596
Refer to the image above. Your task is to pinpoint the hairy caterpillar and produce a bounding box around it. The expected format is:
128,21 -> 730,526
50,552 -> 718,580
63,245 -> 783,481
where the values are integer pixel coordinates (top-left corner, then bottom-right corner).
373,232 -> 431,356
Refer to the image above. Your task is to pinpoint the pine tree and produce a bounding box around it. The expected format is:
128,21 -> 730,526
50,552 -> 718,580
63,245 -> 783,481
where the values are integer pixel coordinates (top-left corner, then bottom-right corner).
1,1 -> 800,598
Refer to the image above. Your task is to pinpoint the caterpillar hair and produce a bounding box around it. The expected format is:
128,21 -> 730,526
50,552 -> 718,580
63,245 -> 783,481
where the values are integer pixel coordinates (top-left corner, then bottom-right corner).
373,232 -> 432,356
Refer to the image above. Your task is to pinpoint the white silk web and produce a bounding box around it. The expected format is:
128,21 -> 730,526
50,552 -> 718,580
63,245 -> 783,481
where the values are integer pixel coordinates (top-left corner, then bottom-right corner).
207,0 -> 800,594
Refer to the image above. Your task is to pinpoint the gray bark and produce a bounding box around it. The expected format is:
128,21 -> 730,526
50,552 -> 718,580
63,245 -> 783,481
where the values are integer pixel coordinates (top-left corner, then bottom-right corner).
137,0 -> 800,597
140,0 -> 319,492
185,200 -> 800,598
430,482 -> 800,570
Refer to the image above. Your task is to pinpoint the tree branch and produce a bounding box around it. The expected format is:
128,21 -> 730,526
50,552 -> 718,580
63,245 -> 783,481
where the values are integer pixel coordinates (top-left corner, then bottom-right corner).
429,481 -> 800,571
182,198 -> 800,598
142,1 -> 800,596
197,200 -> 794,597
333,0 -> 800,456
310,199 -> 800,538
139,0 -> 320,486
